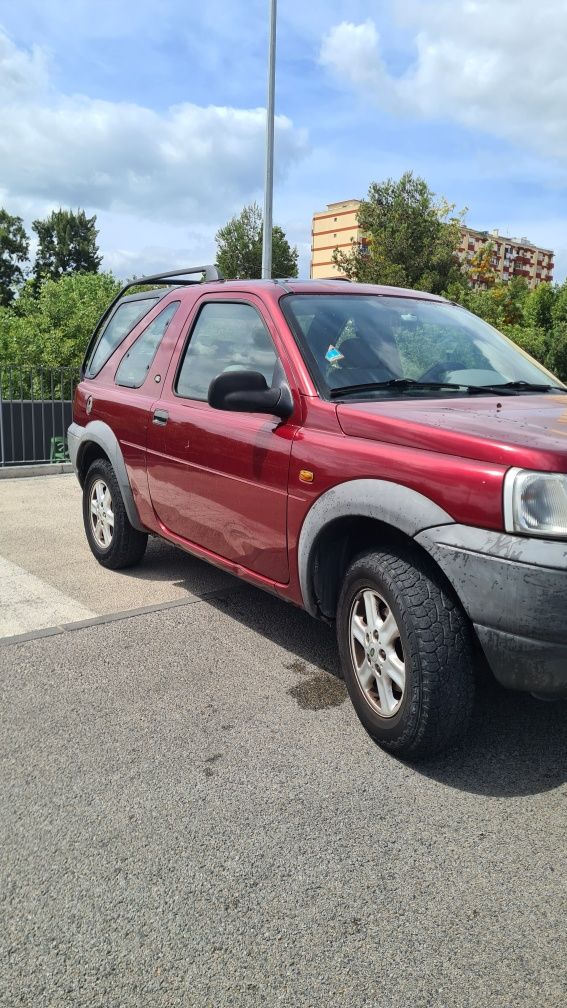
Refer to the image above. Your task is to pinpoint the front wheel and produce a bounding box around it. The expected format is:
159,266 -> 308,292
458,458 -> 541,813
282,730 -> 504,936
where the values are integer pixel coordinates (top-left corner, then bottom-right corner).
82,458 -> 148,570
336,546 -> 475,759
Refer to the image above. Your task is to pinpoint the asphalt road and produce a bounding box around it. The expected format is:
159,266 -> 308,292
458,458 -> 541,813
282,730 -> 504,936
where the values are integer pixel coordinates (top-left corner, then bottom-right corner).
0,476 -> 566,1007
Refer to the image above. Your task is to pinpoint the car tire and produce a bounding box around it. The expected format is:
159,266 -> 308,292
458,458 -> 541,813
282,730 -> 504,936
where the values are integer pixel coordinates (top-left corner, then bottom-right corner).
336,545 -> 475,759
82,458 -> 148,570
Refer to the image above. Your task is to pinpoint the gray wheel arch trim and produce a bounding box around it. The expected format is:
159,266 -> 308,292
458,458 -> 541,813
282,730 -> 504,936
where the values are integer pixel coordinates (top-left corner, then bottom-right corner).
297,479 -> 454,615
68,420 -> 144,532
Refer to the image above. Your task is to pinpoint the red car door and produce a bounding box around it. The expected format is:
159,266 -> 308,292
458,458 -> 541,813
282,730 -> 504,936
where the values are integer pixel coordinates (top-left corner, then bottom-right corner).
146,294 -> 299,583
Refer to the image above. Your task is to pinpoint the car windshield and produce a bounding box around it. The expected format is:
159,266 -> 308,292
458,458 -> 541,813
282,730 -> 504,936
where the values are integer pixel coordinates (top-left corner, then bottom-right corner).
282,294 -> 564,399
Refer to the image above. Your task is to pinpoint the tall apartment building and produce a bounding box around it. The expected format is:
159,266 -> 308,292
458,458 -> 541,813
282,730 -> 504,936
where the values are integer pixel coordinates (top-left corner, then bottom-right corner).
457,227 -> 554,288
310,200 -> 363,278
311,200 -> 554,288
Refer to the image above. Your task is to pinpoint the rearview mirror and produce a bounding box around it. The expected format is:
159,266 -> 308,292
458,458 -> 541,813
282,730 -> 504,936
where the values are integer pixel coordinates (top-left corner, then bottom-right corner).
208,370 -> 293,420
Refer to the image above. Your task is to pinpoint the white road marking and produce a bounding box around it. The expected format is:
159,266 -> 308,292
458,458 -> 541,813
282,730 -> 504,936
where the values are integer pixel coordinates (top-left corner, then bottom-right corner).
0,555 -> 96,639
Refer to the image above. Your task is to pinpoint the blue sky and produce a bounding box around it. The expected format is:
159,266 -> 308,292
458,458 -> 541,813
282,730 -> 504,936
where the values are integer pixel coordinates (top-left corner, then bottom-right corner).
1,0 -> 566,281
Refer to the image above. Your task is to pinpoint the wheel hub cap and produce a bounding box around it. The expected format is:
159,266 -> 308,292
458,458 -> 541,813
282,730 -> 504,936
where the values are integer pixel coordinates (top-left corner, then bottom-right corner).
349,588 -> 406,718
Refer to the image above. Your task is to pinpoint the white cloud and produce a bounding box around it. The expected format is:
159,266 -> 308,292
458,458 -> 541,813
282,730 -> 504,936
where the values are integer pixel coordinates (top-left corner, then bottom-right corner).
320,2 -> 567,166
0,29 -> 308,224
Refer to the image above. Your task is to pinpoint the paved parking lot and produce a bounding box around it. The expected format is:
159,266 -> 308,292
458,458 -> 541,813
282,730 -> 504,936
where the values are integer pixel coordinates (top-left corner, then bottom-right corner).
0,474 -> 566,1007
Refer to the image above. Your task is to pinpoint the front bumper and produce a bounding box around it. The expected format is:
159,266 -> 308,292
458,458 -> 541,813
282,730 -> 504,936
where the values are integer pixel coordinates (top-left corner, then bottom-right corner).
416,525 -> 567,696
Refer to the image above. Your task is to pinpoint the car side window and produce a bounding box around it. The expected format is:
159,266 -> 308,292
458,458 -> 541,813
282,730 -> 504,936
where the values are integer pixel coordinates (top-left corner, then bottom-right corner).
86,298 -> 159,377
115,302 -> 179,388
176,301 -> 278,401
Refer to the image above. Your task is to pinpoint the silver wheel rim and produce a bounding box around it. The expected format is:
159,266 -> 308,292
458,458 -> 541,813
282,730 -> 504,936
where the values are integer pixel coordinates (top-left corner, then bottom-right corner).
349,588 -> 406,718
89,478 -> 114,549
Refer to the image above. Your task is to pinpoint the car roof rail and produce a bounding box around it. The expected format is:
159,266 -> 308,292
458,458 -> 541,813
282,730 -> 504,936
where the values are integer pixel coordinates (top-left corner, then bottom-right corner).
102,264 -> 224,325
128,264 -> 224,289
111,264 -> 224,308
113,265 -> 224,301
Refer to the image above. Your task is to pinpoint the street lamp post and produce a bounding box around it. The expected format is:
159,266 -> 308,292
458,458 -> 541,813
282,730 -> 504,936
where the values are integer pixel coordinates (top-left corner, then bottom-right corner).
261,0 -> 277,280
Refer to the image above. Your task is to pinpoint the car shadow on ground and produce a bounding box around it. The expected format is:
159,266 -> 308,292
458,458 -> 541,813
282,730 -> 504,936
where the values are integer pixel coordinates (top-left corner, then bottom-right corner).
130,545 -> 566,800
203,578 -> 566,801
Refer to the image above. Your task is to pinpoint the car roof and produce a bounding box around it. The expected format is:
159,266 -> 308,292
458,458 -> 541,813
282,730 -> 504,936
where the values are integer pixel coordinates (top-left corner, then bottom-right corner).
148,278 -> 447,302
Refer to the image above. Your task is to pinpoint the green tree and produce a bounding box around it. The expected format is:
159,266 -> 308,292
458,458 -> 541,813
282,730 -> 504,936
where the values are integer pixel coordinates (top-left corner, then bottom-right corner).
551,279 -> 567,326
525,280 -> 556,330
32,208 -> 102,288
0,271 -> 119,370
215,203 -> 298,279
333,172 -> 465,294
0,209 -> 29,307
467,241 -> 498,289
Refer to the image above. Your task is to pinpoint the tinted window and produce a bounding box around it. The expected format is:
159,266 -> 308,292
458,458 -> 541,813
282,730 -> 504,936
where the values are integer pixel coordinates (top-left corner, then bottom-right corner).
86,298 -> 158,377
176,302 -> 277,400
115,302 -> 179,388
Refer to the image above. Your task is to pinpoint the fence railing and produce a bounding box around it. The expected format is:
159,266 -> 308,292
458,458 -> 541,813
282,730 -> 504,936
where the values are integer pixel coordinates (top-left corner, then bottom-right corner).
0,367 -> 80,467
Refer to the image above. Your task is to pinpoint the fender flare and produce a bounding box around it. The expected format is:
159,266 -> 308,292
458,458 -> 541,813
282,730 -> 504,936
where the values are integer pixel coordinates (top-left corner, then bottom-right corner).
297,478 -> 454,615
68,420 -> 144,531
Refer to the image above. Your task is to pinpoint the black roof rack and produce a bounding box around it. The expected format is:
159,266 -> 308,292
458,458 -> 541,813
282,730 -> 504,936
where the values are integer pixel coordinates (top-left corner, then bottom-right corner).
102,264 -> 223,321
126,264 -> 224,290
108,263 -> 223,312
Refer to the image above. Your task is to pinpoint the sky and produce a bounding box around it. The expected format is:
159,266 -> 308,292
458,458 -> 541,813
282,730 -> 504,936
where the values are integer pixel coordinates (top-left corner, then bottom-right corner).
1,0 -> 566,282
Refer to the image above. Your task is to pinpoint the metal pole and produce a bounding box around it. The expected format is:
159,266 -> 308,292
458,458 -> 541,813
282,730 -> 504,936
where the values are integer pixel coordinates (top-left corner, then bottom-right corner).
261,0 -> 277,279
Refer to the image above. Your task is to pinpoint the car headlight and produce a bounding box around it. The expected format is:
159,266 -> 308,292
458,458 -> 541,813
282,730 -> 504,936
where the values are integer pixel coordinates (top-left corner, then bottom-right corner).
504,468 -> 567,538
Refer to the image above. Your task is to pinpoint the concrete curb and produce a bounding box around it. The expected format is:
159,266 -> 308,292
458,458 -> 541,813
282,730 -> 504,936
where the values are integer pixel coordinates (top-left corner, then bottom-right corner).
0,463 -> 74,479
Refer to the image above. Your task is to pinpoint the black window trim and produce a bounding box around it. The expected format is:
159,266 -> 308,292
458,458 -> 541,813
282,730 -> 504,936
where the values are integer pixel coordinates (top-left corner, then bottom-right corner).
173,297 -> 282,403
114,299 -> 181,389
82,289 -> 171,379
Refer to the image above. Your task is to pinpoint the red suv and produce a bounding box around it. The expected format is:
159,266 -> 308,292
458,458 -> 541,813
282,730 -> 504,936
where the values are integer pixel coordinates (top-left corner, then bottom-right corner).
69,266 -> 567,758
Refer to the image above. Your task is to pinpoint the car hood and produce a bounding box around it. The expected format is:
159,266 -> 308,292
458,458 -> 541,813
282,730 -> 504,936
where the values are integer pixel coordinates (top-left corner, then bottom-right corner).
336,393 -> 567,470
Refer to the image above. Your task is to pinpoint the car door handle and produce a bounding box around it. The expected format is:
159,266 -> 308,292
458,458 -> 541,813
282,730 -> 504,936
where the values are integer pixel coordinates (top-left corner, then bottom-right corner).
152,409 -> 169,426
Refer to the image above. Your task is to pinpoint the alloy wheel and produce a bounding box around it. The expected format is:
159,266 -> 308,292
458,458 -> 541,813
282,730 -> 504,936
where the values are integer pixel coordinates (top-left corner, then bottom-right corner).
349,588 -> 406,717
89,478 -> 114,549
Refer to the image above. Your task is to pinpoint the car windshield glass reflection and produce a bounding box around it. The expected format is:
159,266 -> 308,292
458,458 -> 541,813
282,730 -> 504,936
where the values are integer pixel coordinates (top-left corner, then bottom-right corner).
283,294 -> 563,398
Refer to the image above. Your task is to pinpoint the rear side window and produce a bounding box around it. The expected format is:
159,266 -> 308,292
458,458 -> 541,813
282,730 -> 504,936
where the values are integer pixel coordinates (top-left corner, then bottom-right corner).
176,301 -> 277,400
86,298 -> 159,377
115,302 -> 179,388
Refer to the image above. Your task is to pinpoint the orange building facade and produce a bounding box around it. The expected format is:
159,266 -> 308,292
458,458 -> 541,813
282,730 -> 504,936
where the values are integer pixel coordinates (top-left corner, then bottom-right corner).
311,201 -> 554,289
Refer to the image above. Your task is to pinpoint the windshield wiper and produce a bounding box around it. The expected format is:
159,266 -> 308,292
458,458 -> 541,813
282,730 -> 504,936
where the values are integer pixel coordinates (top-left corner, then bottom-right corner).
476,380 -> 566,393
328,377 -> 561,399
329,378 -> 465,398
330,378 -> 518,398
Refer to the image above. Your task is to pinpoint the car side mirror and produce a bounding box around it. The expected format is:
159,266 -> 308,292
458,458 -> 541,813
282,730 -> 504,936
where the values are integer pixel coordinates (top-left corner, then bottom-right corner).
207,370 -> 293,420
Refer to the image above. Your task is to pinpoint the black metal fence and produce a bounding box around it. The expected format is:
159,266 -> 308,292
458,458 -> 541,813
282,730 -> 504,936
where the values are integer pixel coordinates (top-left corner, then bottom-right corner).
0,367 -> 80,467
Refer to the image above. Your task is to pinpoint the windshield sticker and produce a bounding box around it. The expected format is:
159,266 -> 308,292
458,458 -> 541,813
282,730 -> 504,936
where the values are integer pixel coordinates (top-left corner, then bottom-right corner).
325,345 -> 344,363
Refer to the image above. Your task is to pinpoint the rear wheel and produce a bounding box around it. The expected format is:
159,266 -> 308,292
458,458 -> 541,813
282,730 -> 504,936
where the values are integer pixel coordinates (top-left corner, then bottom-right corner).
82,458 -> 147,569
337,546 -> 475,759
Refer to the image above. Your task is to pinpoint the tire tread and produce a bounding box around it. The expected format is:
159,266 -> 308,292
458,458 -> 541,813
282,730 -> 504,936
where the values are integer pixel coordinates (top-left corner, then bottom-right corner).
337,545 -> 475,758
83,459 -> 147,570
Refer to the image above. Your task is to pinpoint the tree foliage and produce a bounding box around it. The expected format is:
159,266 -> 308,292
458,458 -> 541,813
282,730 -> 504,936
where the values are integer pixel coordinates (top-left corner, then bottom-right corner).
32,208 -> 102,288
0,209 -> 29,307
447,276 -> 567,382
333,172 -> 465,294
466,241 -> 498,289
0,272 -> 119,370
216,203 -> 298,279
